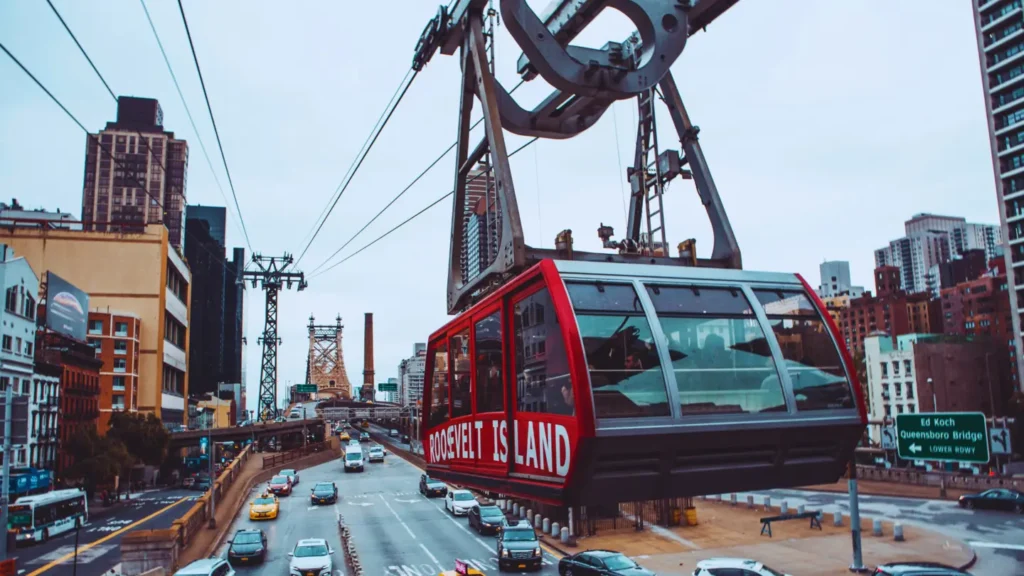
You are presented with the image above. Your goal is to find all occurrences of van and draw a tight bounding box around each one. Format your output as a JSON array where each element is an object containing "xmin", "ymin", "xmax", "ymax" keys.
[{"xmin": 343, "ymin": 445, "xmax": 364, "ymax": 472}]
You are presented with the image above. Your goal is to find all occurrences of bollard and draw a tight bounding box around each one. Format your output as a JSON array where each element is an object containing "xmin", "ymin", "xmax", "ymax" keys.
[
  {"xmin": 764, "ymin": 496, "xmax": 771, "ymax": 511},
  {"xmin": 797, "ymin": 504, "xmax": 805, "ymax": 515},
  {"xmin": 542, "ymin": 518, "xmax": 551, "ymax": 533},
  {"xmin": 747, "ymin": 495, "xmax": 754, "ymax": 509},
  {"xmin": 497, "ymin": 499, "xmax": 505, "ymax": 509},
  {"xmin": 893, "ymin": 523, "xmax": 904, "ymax": 542},
  {"xmin": 873, "ymin": 518, "xmax": 883, "ymax": 537},
  {"xmin": 551, "ymin": 522, "xmax": 560, "ymax": 537},
  {"xmin": 534, "ymin": 513, "xmax": 542, "ymax": 529},
  {"xmin": 781, "ymin": 501, "xmax": 789, "ymax": 515},
  {"xmin": 527, "ymin": 509, "xmax": 534, "ymax": 522},
  {"xmin": 513, "ymin": 503, "xmax": 519, "ymax": 516},
  {"xmin": 560, "ymin": 526, "xmax": 569, "ymax": 544},
  {"xmin": 520, "ymin": 506, "xmax": 527, "ymax": 519},
  {"xmin": 730, "ymin": 493, "xmax": 737, "ymax": 506},
  {"xmin": 833, "ymin": 511, "xmax": 842, "ymax": 527}
]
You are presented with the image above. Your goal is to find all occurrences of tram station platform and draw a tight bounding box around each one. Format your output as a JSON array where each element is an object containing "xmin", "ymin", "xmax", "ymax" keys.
[{"xmin": 538, "ymin": 497, "xmax": 974, "ymax": 575}]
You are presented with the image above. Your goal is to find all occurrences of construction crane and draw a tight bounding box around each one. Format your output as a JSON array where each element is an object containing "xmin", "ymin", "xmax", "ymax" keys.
[
  {"xmin": 413, "ymin": 0, "xmax": 742, "ymax": 314},
  {"xmin": 242, "ymin": 253, "xmax": 307, "ymax": 421}
]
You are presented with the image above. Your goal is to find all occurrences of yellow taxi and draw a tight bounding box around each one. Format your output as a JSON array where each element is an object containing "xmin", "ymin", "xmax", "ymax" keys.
[
  {"xmin": 339, "ymin": 431, "xmax": 351, "ymax": 442},
  {"xmin": 248, "ymin": 492, "xmax": 279, "ymax": 520},
  {"xmin": 438, "ymin": 560, "xmax": 484, "ymax": 576}
]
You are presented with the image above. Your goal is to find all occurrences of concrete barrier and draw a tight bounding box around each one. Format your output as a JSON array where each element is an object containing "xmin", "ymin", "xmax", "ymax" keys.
[
  {"xmin": 121, "ymin": 529, "xmax": 180, "ymax": 576},
  {"xmin": 729, "ymin": 494, "xmax": 737, "ymax": 506},
  {"xmin": 551, "ymin": 522, "xmax": 560, "ymax": 537},
  {"xmin": 560, "ymin": 526, "xmax": 569, "ymax": 544},
  {"xmin": 797, "ymin": 504, "xmax": 805, "ymax": 515},
  {"xmin": 527, "ymin": 509, "xmax": 534, "ymax": 523},
  {"xmin": 747, "ymin": 495, "xmax": 754, "ymax": 509},
  {"xmin": 780, "ymin": 501, "xmax": 788, "ymax": 515},
  {"xmin": 873, "ymin": 518, "xmax": 883, "ymax": 536},
  {"xmin": 764, "ymin": 496, "xmax": 771, "ymax": 510},
  {"xmin": 542, "ymin": 518, "xmax": 550, "ymax": 533},
  {"xmin": 833, "ymin": 511, "xmax": 842, "ymax": 527},
  {"xmin": 534, "ymin": 514, "xmax": 542, "ymax": 529},
  {"xmin": 894, "ymin": 522, "xmax": 904, "ymax": 542}
]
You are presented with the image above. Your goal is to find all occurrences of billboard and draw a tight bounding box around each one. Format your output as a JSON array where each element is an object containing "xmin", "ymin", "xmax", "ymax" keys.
[{"xmin": 46, "ymin": 271, "xmax": 89, "ymax": 341}]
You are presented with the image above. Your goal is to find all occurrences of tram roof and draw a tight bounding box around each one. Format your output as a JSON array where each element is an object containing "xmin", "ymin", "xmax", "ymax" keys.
[{"xmin": 551, "ymin": 259, "xmax": 803, "ymax": 286}]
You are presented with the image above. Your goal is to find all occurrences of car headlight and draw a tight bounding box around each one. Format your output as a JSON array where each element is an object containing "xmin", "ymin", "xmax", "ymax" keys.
[
  {"xmin": 534, "ymin": 547, "xmax": 541, "ymax": 556},
  {"xmin": 501, "ymin": 548, "xmax": 509, "ymax": 557},
  {"xmin": 319, "ymin": 567, "xmax": 331, "ymax": 576}
]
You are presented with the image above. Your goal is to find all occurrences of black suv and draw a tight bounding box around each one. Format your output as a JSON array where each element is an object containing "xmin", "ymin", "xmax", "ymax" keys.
[
  {"xmin": 227, "ymin": 528, "xmax": 267, "ymax": 565},
  {"xmin": 419, "ymin": 474, "xmax": 447, "ymax": 498},
  {"xmin": 496, "ymin": 524, "xmax": 542, "ymax": 572},
  {"xmin": 469, "ymin": 504, "xmax": 509, "ymax": 535}
]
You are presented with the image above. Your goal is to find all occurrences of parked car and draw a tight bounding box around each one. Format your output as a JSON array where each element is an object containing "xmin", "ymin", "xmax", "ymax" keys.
[
  {"xmin": 691, "ymin": 558, "xmax": 784, "ymax": 576},
  {"xmin": 226, "ymin": 529, "xmax": 267, "ymax": 566},
  {"xmin": 958, "ymin": 488, "xmax": 1024, "ymax": 513},
  {"xmin": 174, "ymin": 558, "xmax": 235, "ymax": 576}
]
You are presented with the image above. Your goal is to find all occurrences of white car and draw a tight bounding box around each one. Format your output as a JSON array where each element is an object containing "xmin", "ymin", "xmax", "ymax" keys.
[
  {"xmin": 368, "ymin": 446, "xmax": 386, "ymax": 462},
  {"xmin": 288, "ymin": 538, "xmax": 334, "ymax": 576},
  {"xmin": 444, "ymin": 489, "xmax": 479, "ymax": 516},
  {"xmin": 280, "ymin": 468, "xmax": 300, "ymax": 485},
  {"xmin": 174, "ymin": 558, "xmax": 235, "ymax": 576},
  {"xmin": 693, "ymin": 558, "xmax": 789, "ymax": 576}
]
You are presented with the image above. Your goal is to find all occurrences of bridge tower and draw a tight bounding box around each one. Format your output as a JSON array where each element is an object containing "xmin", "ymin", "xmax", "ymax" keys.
[{"xmin": 307, "ymin": 314, "xmax": 353, "ymax": 399}]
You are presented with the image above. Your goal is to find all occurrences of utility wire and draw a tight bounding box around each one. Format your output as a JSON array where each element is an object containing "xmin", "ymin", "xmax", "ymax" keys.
[
  {"xmin": 297, "ymin": 68, "xmax": 414, "ymax": 257},
  {"xmin": 307, "ymin": 78, "xmax": 526, "ymax": 276},
  {"xmin": 295, "ymin": 68, "xmax": 418, "ymax": 267},
  {"xmin": 311, "ymin": 136, "xmax": 538, "ymax": 276},
  {"xmin": 0, "ymin": 41, "xmax": 235, "ymax": 276},
  {"xmin": 45, "ymin": 0, "xmax": 114, "ymax": 100},
  {"xmin": 139, "ymin": 0, "xmax": 244, "ymax": 249},
  {"xmin": 177, "ymin": 0, "xmax": 253, "ymax": 253}
]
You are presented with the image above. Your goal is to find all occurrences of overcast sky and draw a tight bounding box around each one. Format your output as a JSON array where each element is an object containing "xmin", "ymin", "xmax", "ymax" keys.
[{"xmin": 0, "ymin": 1, "xmax": 996, "ymax": 410}]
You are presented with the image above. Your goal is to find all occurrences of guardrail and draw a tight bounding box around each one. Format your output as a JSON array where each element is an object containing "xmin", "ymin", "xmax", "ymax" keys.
[
  {"xmin": 262, "ymin": 442, "xmax": 328, "ymax": 469},
  {"xmin": 856, "ymin": 464, "xmax": 1023, "ymax": 492}
]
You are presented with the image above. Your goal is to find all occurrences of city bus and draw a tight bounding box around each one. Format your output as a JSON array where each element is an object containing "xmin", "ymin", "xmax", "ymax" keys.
[{"xmin": 8, "ymin": 488, "xmax": 89, "ymax": 543}]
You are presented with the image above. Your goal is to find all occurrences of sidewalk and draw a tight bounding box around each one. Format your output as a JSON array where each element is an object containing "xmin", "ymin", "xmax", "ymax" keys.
[{"xmin": 538, "ymin": 498, "xmax": 974, "ymax": 575}]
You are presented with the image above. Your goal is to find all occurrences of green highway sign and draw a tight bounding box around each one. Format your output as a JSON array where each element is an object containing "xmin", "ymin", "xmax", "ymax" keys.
[
  {"xmin": 295, "ymin": 384, "xmax": 318, "ymax": 394},
  {"xmin": 378, "ymin": 382, "xmax": 398, "ymax": 392},
  {"xmin": 895, "ymin": 412, "xmax": 989, "ymax": 464}
]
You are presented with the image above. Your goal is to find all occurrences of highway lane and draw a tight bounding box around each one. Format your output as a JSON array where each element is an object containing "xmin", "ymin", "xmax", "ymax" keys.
[
  {"xmin": 744, "ymin": 488, "xmax": 1024, "ymax": 576},
  {"xmin": 339, "ymin": 444, "xmax": 560, "ymax": 576},
  {"xmin": 14, "ymin": 488, "xmax": 198, "ymax": 576},
  {"xmin": 216, "ymin": 462, "xmax": 346, "ymax": 576}
]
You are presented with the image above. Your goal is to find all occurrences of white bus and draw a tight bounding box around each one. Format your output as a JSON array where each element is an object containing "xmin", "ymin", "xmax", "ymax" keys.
[{"xmin": 8, "ymin": 488, "xmax": 88, "ymax": 543}]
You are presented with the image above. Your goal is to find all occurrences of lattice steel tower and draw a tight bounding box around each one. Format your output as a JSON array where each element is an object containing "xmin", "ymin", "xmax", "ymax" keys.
[
  {"xmin": 242, "ymin": 253, "xmax": 307, "ymax": 421},
  {"xmin": 306, "ymin": 314, "xmax": 353, "ymax": 399}
]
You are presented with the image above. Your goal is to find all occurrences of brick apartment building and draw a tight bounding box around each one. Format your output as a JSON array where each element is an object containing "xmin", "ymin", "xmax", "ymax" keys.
[
  {"xmin": 35, "ymin": 331, "xmax": 101, "ymax": 474},
  {"xmin": 87, "ymin": 311, "xmax": 141, "ymax": 431}
]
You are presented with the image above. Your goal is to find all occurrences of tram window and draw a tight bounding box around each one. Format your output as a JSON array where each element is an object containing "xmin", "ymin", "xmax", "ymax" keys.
[
  {"xmin": 450, "ymin": 330, "xmax": 472, "ymax": 418},
  {"xmin": 646, "ymin": 285, "xmax": 786, "ymax": 415},
  {"xmin": 513, "ymin": 288, "xmax": 573, "ymax": 416},
  {"xmin": 753, "ymin": 289, "xmax": 856, "ymax": 411},
  {"xmin": 567, "ymin": 282, "xmax": 670, "ymax": 418},
  {"xmin": 429, "ymin": 342, "xmax": 450, "ymax": 428},
  {"xmin": 475, "ymin": 312, "xmax": 504, "ymax": 413}
]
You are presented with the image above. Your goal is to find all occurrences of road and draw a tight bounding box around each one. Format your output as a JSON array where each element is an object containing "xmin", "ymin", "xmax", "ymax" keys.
[
  {"xmin": 745, "ymin": 488, "xmax": 1024, "ymax": 576},
  {"xmin": 12, "ymin": 488, "xmax": 199, "ymax": 576},
  {"xmin": 218, "ymin": 443, "xmax": 562, "ymax": 576}
]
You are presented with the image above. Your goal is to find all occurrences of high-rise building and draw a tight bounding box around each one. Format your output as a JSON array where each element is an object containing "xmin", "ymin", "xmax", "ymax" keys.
[
  {"xmin": 973, "ymin": 1, "xmax": 1024, "ymax": 388},
  {"xmin": 81, "ymin": 97, "xmax": 189, "ymax": 248},
  {"xmin": 185, "ymin": 205, "xmax": 226, "ymax": 246},
  {"xmin": 398, "ymin": 343, "xmax": 427, "ymax": 407},
  {"xmin": 462, "ymin": 165, "xmax": 497, "ymax": 283},
  {"xmin": 223, "ymin": 247, "xmax": 246, "ymax": 387},
  {"xmin": 817, "ymin": 260, "xmax": 864, "ymax": 298},
  {"xmin": 184, "ymin": 206, "xmax": 226, "ymax": 398}
]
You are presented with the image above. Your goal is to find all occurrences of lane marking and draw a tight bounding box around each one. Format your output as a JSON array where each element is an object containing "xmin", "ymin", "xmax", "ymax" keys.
[
  {"xmin": 419, "ymin": 543, "xmax": 440, "ymax": 564},
  {"xmin": 968, "ymin": 541, "xmax": 1024, "ymax": 551},
  {"xmin": 27, "ymin": 496, "xmax": 190, "ymax": 576},
  {"xmin": 379, "ymin": 494, "xmax": 416, "ymax": 539}
]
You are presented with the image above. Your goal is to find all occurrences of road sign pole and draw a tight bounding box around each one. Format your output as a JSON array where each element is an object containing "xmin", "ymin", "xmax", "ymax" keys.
[{"xmin": 847, "ymin": 461, "xmax": 865, "ymax": 573}]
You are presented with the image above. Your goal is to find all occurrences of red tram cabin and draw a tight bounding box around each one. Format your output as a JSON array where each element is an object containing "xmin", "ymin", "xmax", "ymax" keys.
[{"xmin": 421, "ymin": 259, "xmax": 867, "ymax": 506}]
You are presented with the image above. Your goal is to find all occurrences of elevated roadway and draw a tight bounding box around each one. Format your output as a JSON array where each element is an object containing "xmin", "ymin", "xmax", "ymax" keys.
[{"xmin": 168, "ymin": 419, "xmax": 324, "ymax": 449}]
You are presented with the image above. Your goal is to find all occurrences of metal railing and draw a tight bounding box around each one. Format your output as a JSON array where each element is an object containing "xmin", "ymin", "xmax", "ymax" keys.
[{"xmin": 261, "ymin": 442, "xmax": 327, "ymax": 469}]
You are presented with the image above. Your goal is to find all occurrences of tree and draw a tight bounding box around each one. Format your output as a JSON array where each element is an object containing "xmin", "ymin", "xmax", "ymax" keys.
[
  {"xmin": 64, "ymin": 428, "xmax": 133, "ymax": 497},
  {"xmin": 107, "ymin": 412, "xmax": 170, "ymax": 466}
]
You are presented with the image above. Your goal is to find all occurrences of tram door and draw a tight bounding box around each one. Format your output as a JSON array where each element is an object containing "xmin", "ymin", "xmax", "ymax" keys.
[{"xmin": 508, "ymin": 283, "xmax": 576, "ymax": 485}]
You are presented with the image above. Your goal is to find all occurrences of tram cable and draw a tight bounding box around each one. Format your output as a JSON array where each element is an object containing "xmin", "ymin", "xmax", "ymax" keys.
[
  {"xmin": 139, "ymin": 0, "xmax": 244, "ymax": 246},
  {"xmin": 310, "ymin": 136, "xmax": 538, "ymax": 276},
  {"xmin": 0, "ymin": 41, "xmax": 237, "ymax": 277},
  {"xmin": 177, "ymin": 0, "xmax": 253, "ymax": 254},
  {"xmin": 307, "ymin": 78, "xmax": 526, "ymax": 276},
  {"xmin": 294, "ymin": 68, "xmax": 418, "ymax": 267}
]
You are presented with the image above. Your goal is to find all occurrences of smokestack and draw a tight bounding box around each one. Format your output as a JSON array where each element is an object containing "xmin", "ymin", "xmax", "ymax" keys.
[{"xmin": 362, "ymin": 313, "xmax": 375, "ymax": 401}]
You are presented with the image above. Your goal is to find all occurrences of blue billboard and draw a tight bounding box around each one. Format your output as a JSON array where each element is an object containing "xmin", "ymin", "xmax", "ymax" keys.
[{"xmin": 45, "ymin": 271, "xmax": 89, "ymax": 341}]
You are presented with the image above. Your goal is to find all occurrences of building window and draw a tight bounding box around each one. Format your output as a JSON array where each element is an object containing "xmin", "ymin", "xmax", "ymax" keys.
[
  {"xmin": 474, "ymin": 312, "xmax": 504, "ymax": 414},
  {"xmin": 1, "ymin": 335, "xmax": 11, "ymax": 351},
  {"xmin": 89, "ymin": 320, "xmax": 103, "ymax": 335},
  {"xmin": 904, "ymin": 360, "xmax": 912, "ymax": 375},
  {"xmin": 114, "ymin": 340, "xmax": 128, "ymax": 355},
  {"xmin": 880, "ymin": 362, "xmax": 888, "ymax": 378},
  {"xmin": 4, "ymin": 287, "xmax": 17, "ymax": 313},
  {"xmin": 164, "ymin": 316, "xmax": 185, "ymax": 348},
  {"xmin": 113, "ymin": 376, "xmax": 126, "ymax": 391},
  {"xmin": 513, "ymin": 288, "xmax": 574, "ymax": 416},
  {"xmin": 115, "ymin": 322, "xmax": 128, "ymax": 336},
  {"xmin": 24, "ymin": 342, "xmax": 32, "ymax": 357},
  {"xmin": 892, "ymin": 361, "xmax": 900, "ymax": 375},
  {"xmin": 14, "ymin": 338, "xmax": 21, "ymax": 355},
  {"xmin": 906, "ymin": 383, "xmax": 914, "ymax": 399},
  {"xmin": 449, "ymin": 329, "xmax": 471, "ymax": 419},
  {"xmin": 112, "ymin": 395, "xmax": 125, "ymax": 410},
  {"xmin": 907, "ymin": 404, "xmax": 915, "ymax": 413},
  {"xmin": 896, "ymin": 404, "xmax": 904, "ymax": 414},
  {"xmin": 114, "ymin": 359, "xmax": 127, "ymax": 373},
  {"xmin": 22, "ymin": 294, "xmax": 35, "ymax": 320}
]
